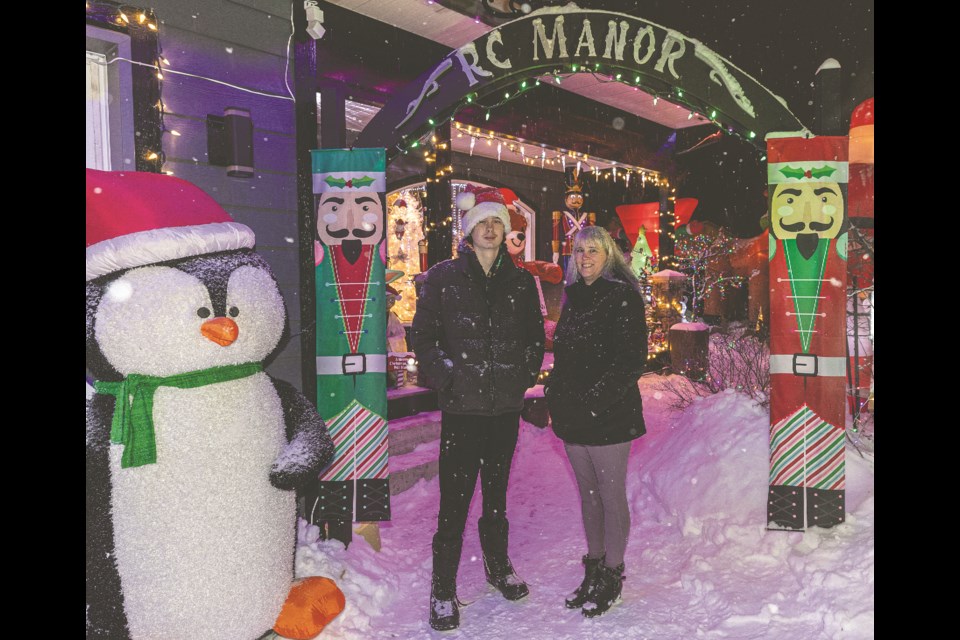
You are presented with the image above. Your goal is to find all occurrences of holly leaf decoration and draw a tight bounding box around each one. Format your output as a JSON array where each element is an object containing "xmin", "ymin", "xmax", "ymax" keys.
[
  {"xmin": 778, "ymin": 166, "xmax": 806, "ymax": 179},
  {"xmin": 810, "ymin": 166, "xmax": 837, "ymax": 179},
  {"xmin": 352, "ymin": 175, "xmax": 376, "ymax": 187}
]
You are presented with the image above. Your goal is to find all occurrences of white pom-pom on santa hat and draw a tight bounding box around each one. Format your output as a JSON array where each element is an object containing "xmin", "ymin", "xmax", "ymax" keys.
[
  {"xmin": 458, "ymin": 184, "xmax": 511, "ymax": 238},
  {"xmin": 456, "ymin": 189, "xmax": 476, "ymax": 212}
]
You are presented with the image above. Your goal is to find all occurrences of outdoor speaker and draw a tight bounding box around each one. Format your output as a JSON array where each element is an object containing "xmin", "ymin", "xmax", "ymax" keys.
[{"xmin": 206, "ymin": 107, "xmax": 254, "ymax": 178}]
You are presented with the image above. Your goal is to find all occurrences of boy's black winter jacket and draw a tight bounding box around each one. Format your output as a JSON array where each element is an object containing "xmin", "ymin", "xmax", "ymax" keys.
[{"xmin": 411, "ymin": 245, "xmax": 545, "ymax": 416}]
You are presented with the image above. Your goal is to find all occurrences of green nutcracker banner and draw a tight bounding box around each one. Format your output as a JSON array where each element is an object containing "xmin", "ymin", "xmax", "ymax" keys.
[
  {"xmin": 312, "ymin": 148, "xmax": 390, "ymax": 523},
  {"xmin": 766, "ymin": 135, "xmax": 848, "ymax": 531}
]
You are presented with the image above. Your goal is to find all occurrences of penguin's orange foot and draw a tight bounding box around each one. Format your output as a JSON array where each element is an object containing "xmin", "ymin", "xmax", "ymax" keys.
[{"xmin": 273, "ymin": 577, "xmax": 345, "ymax": 639}]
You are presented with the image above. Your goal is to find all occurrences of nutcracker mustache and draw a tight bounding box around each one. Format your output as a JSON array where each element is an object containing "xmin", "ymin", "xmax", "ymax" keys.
[
  {"xmin": 780, "ymin": 220, "xmax": 833, "ymax": 233},
  {"xmin": 324, "ymin": 225, "xmax": 378, "ymax": 239}
]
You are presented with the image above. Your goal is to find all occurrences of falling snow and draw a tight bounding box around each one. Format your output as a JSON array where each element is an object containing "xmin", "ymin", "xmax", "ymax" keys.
[{"xmin": 296, "ymin": 377, "xmax": 873, "ymax": 639}]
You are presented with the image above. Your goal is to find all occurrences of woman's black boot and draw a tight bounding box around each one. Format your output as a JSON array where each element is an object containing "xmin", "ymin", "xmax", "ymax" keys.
[
  {"xmin": 581, "ymin": 562, "xmax": 625, "ymax": 618},
  {"xmin": 564, "ymin": 554, "xmax": 604, "ymax": 608}
]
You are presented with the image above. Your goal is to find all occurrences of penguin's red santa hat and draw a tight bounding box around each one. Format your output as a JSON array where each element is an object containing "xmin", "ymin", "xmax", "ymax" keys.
[{"xmin": 86, "ymin": 169, "xmax": 255, "ymax": 282}]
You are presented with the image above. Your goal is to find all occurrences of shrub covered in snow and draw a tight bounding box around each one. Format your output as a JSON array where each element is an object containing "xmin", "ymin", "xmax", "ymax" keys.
[{"xmin": 658, "ymin": 326, "xmax": 769, "ymax": 409}]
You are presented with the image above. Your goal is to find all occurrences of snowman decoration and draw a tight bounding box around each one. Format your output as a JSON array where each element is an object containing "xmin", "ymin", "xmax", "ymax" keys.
[{"xmin": 86, "ymin": 169, "xmax": 337, "ymax": 639}]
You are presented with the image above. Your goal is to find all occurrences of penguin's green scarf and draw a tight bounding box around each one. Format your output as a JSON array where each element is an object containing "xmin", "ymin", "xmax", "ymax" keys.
[{"xmin": 94, "ymin": 362, "xmax": 263, "ymax": 468}]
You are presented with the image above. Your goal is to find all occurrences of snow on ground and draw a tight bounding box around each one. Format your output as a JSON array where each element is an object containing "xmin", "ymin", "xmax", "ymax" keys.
[{"xmin": 296, "ymin": 376, "xmax": 874, "ymax": 639}]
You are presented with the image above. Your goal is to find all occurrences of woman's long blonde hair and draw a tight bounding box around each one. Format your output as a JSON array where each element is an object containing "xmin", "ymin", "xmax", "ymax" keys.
[{"xmin": 564, "ymin": 225, "xmax": 641, "ymax": 292}]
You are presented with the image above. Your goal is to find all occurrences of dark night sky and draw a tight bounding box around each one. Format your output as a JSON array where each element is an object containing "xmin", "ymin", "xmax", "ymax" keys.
[
  {"xmin": 490, "ymin": 0, "xmax": 875, "ymax": 129},
  {"xmin": 602, "ymin": 0, "xmax": 874, "ymax": 236}
]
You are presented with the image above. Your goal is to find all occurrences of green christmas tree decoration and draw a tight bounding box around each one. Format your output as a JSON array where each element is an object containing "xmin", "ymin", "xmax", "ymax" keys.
[{"xmin": 630, "ymin": 224, "xmax": 655, "ymax": 278}]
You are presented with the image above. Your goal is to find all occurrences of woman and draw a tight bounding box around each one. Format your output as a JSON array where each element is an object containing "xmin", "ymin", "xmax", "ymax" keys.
[{"xmin": 544, "ymin": 225, "xmax": 648, "ymax": 618}]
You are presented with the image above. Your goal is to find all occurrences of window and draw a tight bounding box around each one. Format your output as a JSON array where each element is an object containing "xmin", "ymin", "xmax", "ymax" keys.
[
  {"xmin": 86, "ymin": 51, "xmax": 111, "ymax": 169},
  {"xmin": 86, "ymin": 25, "xmax": 137, "ymax": 170},
  {"xmin": 316, "ymin": 93, "xmax": 382, "ymax": 147}
]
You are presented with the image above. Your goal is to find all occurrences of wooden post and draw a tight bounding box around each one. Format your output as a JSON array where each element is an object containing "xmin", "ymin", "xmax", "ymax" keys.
[
  {"xmin": 293, "ymin": 5, "xmax": 354, "ymax": 547},
  {"xmin": 669, "ymin": 323, "xmax": 710, "ymax": 380},
  {"xmin": 425, "ymin": 122, "xmax": 452, "ymax": 266}
]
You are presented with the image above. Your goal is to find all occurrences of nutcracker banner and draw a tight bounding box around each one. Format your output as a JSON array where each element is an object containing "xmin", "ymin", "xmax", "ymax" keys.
[
  {"xmin": 766, "ymin": 135, "xmax": 848, "ymax": 531},
  {"xmin": 312, "ymin": 148, "xmax": 390, "ymax": 523}
]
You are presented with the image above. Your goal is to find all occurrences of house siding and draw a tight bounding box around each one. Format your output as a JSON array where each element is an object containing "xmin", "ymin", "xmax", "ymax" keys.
[{"xmin": 149, "ymin": 0, "xmax": 303, "ymax": 388}]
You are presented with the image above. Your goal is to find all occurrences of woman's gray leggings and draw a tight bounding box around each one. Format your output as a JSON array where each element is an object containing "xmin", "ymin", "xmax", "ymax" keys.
[{"xmin": 564, "ymin": 441, "xmax": 632, "ymax": 567}]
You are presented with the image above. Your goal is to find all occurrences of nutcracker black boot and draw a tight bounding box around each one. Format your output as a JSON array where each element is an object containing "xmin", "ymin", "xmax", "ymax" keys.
[
  {"xmin": 478, "ymin": 516, "xmax": 529, "ymax": 601},
  {"xmin": 581, "ymin": 562, "xmax": 625, "ymax": 618},
  {"xmin": 429, "ymin": 533, "xmax": 463, "ymax": 631},
  {"xmin": 564, "ymin": 554, "xmax": 604, "ymax": 609}
]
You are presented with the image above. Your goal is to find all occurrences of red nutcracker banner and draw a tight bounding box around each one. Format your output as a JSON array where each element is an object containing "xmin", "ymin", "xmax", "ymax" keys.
[{"xmin": 766, "ymin": 135, "xmax": 848, "ymax": 530}]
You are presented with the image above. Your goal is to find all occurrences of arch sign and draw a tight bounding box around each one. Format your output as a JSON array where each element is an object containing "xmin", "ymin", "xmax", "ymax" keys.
[{"xmin": 357, "ymin": 6, "xmax": 807, "ymax": 157}]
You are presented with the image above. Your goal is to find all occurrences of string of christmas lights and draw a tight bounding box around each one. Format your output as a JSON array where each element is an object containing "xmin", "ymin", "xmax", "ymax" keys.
[
  {"xmin": 645, "ymin": 273, "xmax": 687, "ymax": 360},
  {"xmin": 88, "ymin": 0, "xmax": 304, "ymax": 176},
  {"xmin": 87, "ymin": 1, "xmax": 166, "ymax": 173},
  {"xmin": 398, "ymin": 60, "xmax": 768, "ymax": 163},
  {"xmin": 674, "ymin": 227, "xmax": 746, "ymax": 319},
  {"xmin": 451, "ymin": 120, "xmax": 664, "ymax": 185},
  {"xmin": 386, "ymin": 189, "xmax": 427, "ymax": 323}
]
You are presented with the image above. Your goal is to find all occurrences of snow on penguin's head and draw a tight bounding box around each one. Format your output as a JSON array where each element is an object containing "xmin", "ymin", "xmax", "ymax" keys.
[{"xmin": 85, "ymin": 170, "xmax": 286, "ymax": 378}]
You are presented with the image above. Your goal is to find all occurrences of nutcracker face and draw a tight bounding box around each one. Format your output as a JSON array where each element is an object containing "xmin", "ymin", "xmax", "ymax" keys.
[
  {"xmin": 565, "ymin": 192, "xmax": 584, "ymax": 210},
  {"xmin": 771, "ymin": 181, "xmax": 843, "ymax": 241},
  {"xmin": 771, "ymin": 180, "xmax": 844, "ymax": 259},
  {"xmin": 316, "ymin": 191, "xmax": 384, "ymax": 247}
]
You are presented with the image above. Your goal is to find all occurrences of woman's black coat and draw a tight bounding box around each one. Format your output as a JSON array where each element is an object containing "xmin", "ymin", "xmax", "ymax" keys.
[
  {"xmin": 546, "ymin": 277, "xmax": 647, "ymax": 445},
  {"xmin": 411, "ymin": 245, "xmax": 545, "ymax": 416}
]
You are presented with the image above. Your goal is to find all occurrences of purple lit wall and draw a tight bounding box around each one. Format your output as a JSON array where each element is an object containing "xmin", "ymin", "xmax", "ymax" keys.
[{"xmin": 142, "ymin": 0, "xmax": 302, "ymax": 388}]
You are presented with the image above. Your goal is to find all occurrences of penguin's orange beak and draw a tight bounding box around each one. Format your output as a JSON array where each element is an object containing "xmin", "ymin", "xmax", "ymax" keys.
[{"xmin": 201, "ymin": 317, "xmax": 239, "ymax": 346}]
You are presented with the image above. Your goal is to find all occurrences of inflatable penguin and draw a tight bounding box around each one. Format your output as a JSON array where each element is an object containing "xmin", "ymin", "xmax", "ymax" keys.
[{"xmin": 85, "ymin": 169, "xmax": 336, "ymax": 639}]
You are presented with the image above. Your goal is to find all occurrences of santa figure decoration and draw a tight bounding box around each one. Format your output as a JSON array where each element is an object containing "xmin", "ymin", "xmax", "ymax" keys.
[{"xmin": 846, "ymin": 98, "xmax": 874, "ymax": 416}]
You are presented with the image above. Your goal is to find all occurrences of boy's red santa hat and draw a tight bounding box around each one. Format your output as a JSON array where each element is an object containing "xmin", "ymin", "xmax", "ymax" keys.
[{"xmin": 456, "ymin": 184, "xmax": 511, "ymax": 237}]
